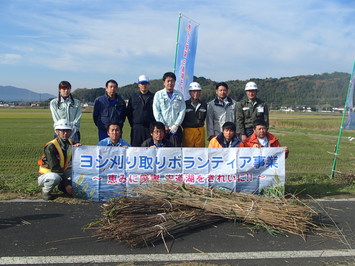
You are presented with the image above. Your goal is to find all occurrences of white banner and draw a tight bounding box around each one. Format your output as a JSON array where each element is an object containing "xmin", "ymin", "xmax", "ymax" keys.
[{"xmin": 72, "ymin": 146, "xmax": 285, "ymax": 201}]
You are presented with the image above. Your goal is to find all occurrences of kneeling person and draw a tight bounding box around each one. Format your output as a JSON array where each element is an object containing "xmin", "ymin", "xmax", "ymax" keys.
[
  {"xmin": 141, "ymin": 121, "xmax": 173, "ymax": 147},
  {"xmin": 241, "ymin": 119, "xmax": 289, "ymax": 158},
  {"xmin": 38, "ymin": 119, "xmax": 77, "ymax": 200},
  {"xmin": 98, "ymin": 123, "xmax": 130, "ymax": 147},
  {"xmin": 208, "ymin": 122, "xmax": 242, "ymax": 148}
]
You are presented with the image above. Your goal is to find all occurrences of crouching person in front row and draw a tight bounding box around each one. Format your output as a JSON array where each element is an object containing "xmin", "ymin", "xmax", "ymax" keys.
[
  {"xmin": 141, "ymin": 121, "xmax": 173, "ymax": 147},
  {"xmin": 38, "ymin": 119, "xmax": 80, "ymax": 200},
  {"xmin": 208, "ymin": 122, "xmax": 243, "ymax": 148},
  {"xmin": 97, "ymin": 123, "xmax": 130, "ymax": 147},
  {"xmin": 240, "ymin": 119, "xmax": 289, "ymax": 158}
]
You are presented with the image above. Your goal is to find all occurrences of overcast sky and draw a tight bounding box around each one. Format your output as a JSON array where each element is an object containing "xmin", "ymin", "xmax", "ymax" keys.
[{"xmin": 0, "ymin": 0, "xmax": 354, "ymax": 95}]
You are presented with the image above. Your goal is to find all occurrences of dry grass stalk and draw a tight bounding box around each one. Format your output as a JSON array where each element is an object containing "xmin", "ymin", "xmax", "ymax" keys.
[
  {"xmin": 93, "ymin": 182, "xmax": 319, "ymax": 248},
  {"xmin": 132, "ymin": 182, "xmax": 318, "ymax": 238},
  {"xmin": 94, "ymin": 197, "xmax": 224, "ymax": 248}
]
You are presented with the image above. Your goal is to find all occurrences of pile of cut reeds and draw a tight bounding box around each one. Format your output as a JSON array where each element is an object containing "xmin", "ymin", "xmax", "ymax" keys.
[
  {"xmin": 93, "ymin": 181, "xmax": 318, "ymax": 248},
  {"xmin": 94, "ymin": 197, "xmax": 224, "ymax": 248}
]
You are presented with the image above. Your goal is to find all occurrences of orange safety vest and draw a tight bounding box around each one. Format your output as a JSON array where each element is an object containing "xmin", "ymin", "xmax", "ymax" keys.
[{"xmin": 38, "ymin": 138, "xmax": 73, "ymax": 174}]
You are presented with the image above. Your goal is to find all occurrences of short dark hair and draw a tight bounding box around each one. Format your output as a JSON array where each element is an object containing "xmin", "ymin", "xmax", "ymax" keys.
[
  {"xmin": 222, "ymin": 122, "xmax": 236, "ymax": 131},
  {"xmin": 150, "ymin": 121, "xmax": 165, "ymax": 133},
  {"xmin": 107, "ymin": 122, "xmax": 121, "ymax": 132},
  {"xmin": 253, "ymin": 119, "xmax": 267, "ymax": 129},
  {"xmin": 59, "ymin": 81, "xmax": 71, "ymax": 90},
  {"xmin": 105, "ymin": 79, "xmax": 118, "ymax": 88},
  {"xmin": 162, "ymin": 72, "xmax": 176, "ymax": 81},
  {"xmin": 215, "ymin": 82, "xmax": 229, "ymax": 90}
]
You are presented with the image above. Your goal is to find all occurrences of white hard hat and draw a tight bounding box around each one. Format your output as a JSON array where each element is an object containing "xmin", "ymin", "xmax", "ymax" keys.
[
  {"xmin": 138, "ymin": 75, "xmax": 149, "ymax": 84},
  {"xmin": 245, "ymin": 81, "xmax": 258, "ymax": 91},
  {"xmin": 189, "ymin": 82, "xmax": 202, "ymax": 91},
  {"xmin": 54, "ymin": 119, "xmax": 72, "ymax": 130}
]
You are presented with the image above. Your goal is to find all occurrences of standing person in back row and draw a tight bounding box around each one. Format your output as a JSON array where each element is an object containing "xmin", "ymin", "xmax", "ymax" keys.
[
  {"xmin": 153, "ymin": 72, "xmax": 186, "ymax": 147},
  {"xmin": 93, "ymin": 79, "xmax": 126, "ymax": 141},
  {"xmin": 206, "ymin": 82, "xmax": 237, "ymax": 141},
  {"xmin": 181, "ymin": 82, "xmax": 207, "ymax": 147},
  {"xmin": 236, "ymin": 81, "xmax": 269, "ymax": 142},
  {"xmin": 50, "ymin": 81, "xmax": 82, "ymax": 143},
  {"xmin": 126, "ymin": 75, "xmax": 155, "ymax": 146}
]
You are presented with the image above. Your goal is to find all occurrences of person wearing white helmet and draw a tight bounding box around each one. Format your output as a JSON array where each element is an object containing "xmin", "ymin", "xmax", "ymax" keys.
[
  {"xmin": 37, "ymin": 119, "xmax": 80, "ymax": 200},
  {"xmin": 236, "ymin": 81, "xmax": 269, "ymax": 142},
  {"xmin": 126, "ymin": 75, "xmax": 155, "ymax": 146},
  {"xmin": 181, "ymin": 82, "xmax": 207, "ymax": 147}
]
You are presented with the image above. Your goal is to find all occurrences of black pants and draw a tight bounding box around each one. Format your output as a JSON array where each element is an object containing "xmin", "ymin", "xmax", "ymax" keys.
[
  {"xmin": 130, "ymin": 124, "xmax": 150, "ymax": 147},
  {"xmin": 165, "ymin": 126, "xmax": 183, "ymax": 147}
]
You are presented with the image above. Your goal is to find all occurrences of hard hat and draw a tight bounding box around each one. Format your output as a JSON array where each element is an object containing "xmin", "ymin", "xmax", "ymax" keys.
[
  {"xmin": 189, "ymin": 82, "xmax": 202, "ymax": 91},
  {"xmin": 138, "ymin": 75, "xmax": 149, "ymax": 84},
  {"xmin": 245, "ymin": 81, "xmax": 258, "ymax": 91},
  {"xmin": 54, "ymin": 119, "xmax": 72, "ymax": 130}
]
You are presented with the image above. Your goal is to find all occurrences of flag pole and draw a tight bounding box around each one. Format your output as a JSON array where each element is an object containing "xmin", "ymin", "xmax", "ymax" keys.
[
  {"xmin": 330, "ymin": 60, "xmax": 355, "ymax": 178},
  {"xmin": 173, "ymin": 13, "xmax": 182, "ymax": 73}
]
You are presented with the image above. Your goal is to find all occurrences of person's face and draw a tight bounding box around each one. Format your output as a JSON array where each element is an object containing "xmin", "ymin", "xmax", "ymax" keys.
[
  {"xmin": 254, "ymin": 125, "xmax": 267, "ymax": 138},
  {"xmin": 163, "ymin": 77, "xmax": 176, "ymax": 92},
  {"xmin": 106, "ymin": 82, "xmax": 118, "ymax": 99},
  {"xmin": 189, "ymin": 90, "xmax": 201, "ymax": 102},
  {"xmin": 107, "ymin": 124, "xmax": 121, "ymax": 144},
  {"xmin": 59, "ymin": 86, "xmax": 71, "ymax": 99},
  {"xmin": 222, "ymin": 128, "xmax": 235, "ymax": 142},
  {"xmin": 246, "ymin": 90, "xmax": 257, "ymax": 101},
  {"xmin": 138, "ymin": 82, "xmax": 149, "ymax": 94},
  {"xmin": 56, "ymin": 129, "xmax": 71, "ymax": 140},
  {"xmin": 151, "ymin": 127, "xmax": 165, "ymax": 142},
  {"xmin": 216, "ymin": 86, "xmax": 228, "ymax": 100}
]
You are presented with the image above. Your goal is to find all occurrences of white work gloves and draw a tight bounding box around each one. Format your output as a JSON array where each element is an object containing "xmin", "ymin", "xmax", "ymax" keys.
[{"xmin": 169, "ymin": 125, "xmax": 179, "ymax": 134}]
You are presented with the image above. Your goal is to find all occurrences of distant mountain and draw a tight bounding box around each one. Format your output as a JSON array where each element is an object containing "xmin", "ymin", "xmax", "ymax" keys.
[
  {"xmin": 0, "ymin": 86, "xmax": 55, "ymax": 102},
  {"xmin": 73, "ymin": 72, "xmax": 350, "ymax": 108}
]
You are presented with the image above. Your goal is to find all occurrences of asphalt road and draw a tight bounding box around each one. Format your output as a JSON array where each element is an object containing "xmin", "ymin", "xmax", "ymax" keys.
[{"xmin": 0, "ymin": 198, "xmax": 354, "ymax": 265}]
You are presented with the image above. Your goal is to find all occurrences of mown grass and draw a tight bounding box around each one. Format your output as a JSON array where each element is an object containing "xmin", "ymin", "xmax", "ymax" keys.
[{"xmin": 0, "ymin": 108, "xmax": 354, "ymax": 198}]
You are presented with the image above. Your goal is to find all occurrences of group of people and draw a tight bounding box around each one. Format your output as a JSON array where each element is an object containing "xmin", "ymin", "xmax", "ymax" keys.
[{"xmin": 37, "ymin": 72, "xmax": 289, "ymax": 200}]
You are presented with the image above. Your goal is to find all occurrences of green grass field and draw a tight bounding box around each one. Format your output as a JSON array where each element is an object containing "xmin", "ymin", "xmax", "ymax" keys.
[{"xmin": 0, "ymin": 108, "xmax": 354, "ymax": 198}]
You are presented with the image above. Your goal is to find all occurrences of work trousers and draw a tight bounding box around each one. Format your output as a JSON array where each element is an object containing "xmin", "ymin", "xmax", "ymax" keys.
[
  {"xmin": 182, "ymin": 126, "xmax": 206, "ymax": 147},
  {"xmin": 130, "ymin": 124, "xmax": 150, "ymax": 147},
  {"xmin": 38, "ymin": 168, "xmax": 71, "ymax": 193},
  {"xmin": 165, "ymin": 126, "xmax": 183, "ymax": 147}
]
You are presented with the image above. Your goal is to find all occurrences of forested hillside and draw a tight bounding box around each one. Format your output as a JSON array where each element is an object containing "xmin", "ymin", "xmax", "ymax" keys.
[{"xmin": 72, "ymin": 72, "xmax": 350, "ymax": 109}]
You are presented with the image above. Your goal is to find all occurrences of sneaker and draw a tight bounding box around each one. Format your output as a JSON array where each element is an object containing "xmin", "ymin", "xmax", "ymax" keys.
[
  {"xmin": 42, "ymin": 192, "xmax": 54, "ymax": 201},
  {"xmin": 57, "ymin": 183, "xmax": 66, "ymax": 193}
]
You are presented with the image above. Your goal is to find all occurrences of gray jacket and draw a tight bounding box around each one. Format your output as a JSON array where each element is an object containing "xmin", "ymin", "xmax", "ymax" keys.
[{"xmin": 206, "ymin": 96, "xmax": 237, "ymax": 138}]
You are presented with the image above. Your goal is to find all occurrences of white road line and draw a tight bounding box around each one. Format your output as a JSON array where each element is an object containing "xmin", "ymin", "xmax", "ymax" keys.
[
  {"xmin": 1, "ymin": 249, "xmax": 354, "ymax": 264},
  {"xmin": 316, "ymin": 198, "xmax": 355, "ymax": 201}
]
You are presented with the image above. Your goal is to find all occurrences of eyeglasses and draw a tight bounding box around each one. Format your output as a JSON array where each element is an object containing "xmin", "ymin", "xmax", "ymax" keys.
[{"xmin": 152, "ymin": 130, "xmax": 164, "ymax": 135}]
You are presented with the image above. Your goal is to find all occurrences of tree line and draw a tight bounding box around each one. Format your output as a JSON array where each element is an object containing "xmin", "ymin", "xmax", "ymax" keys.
[{"xmin": 72, "ymin": 72, "xmax": 350, "ymax": 109}]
